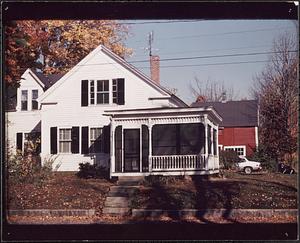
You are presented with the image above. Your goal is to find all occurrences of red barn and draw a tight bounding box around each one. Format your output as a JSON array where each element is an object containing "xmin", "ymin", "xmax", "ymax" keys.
[{"xmin": 191, "ymin": 100, "xmax": 259, "ymax": 156}]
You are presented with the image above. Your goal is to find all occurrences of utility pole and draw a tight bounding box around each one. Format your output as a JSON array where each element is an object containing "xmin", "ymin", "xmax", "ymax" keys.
[{"xmin": 148, "ymin": 31, "xmax": 154, "ymax": 56}]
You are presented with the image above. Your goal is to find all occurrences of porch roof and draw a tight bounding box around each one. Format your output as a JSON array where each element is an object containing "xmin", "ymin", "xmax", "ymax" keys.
[{"xmin": 104, "ymin": 106, "xmax": 222, "ymax": 124}]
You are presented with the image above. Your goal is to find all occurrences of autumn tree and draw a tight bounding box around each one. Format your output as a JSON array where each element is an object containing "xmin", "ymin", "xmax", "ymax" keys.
[
  {"xmin": 4, "ymin": 20, "xmax": 131, "ymax": 88},
  {"xmin": 190, "ymin": 77, "xmax": 239, "ymax": 102},
  {"xmin": 252, "ymin": 33, "xmax": 298, "ymax": 165}
]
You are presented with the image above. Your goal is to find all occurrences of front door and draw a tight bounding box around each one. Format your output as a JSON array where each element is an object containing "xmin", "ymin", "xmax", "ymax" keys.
[{"xmin": 124, "ymin": 129, "xmax": 140, "ymax": 172}]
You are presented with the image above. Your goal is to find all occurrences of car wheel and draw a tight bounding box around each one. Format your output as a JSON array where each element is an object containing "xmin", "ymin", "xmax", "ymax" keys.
[{"xmin": 244, "ymin": 167, "xmax": 252, "ymax": 174}]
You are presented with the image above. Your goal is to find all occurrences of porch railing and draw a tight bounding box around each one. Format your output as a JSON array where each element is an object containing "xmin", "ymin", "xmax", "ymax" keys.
[{"xmin": 151, "ymin": 154, "xmax": 206, "ymax": 171}]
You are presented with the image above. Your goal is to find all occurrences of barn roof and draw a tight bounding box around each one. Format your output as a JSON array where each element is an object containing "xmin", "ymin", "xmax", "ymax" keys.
[{"xmin": 191, "ymin": 100, "xmax": 258, "ymax": 127}]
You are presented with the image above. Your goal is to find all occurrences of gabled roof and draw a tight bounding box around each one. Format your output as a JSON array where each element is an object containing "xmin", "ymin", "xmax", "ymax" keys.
[
  {"xmin": 30, "ymin": 69, "xmax": 64, "ymax": 90},
  {"xmin": 191, "ymin": 100, "xmax": 258, "ymax": 127},
  {"xmin": 37, "ymin": 45, "xmax": 187, "ymax": 107}
]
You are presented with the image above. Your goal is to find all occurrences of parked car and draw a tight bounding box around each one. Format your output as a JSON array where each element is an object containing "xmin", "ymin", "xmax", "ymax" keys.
[{"xmin": 235, "ymin": 156, "xmax": 262, "ymax": 174}]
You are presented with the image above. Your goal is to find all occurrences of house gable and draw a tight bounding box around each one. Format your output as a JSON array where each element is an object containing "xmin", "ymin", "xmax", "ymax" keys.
[
  {"xmin": 38, "ymin": 45, "xmax": 187, "ymax": 107},
  {"xmin": 16, "ymin": 69, "xmax": 45, "ymax": 111}
]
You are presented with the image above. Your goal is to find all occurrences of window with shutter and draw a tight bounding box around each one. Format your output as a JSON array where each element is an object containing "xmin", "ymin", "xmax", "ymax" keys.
[
  {"xmin": 59, "ymin": 128, "xmax": 71, "ymax": 153},
  {"xmin": 89, "ymin": 127, "xmax": 103, "ymax": 153}
]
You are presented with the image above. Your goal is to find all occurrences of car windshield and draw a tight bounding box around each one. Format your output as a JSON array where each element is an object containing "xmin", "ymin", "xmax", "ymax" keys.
[{"xmin": 239, "ymin": 158, "xmax": 246, "ymax": 162}]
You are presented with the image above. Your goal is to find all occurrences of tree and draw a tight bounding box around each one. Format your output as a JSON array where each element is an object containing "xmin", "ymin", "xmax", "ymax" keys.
[
  {"xmin": 252, "ymin": 33, "xmax": 298, "ymax": 164},
  {"xmin": 4, "ymin": 20, "xmax": 132, "ymax": 88},
  {"xmin": 190, "ymin": 77, "xmax": 239, "ymax": 102}
]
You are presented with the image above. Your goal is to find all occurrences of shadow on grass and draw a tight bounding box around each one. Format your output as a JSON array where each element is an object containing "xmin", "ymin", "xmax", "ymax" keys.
[{"xmin": 192, "ymin": 175, "xmax": 243, "ymax": 223}]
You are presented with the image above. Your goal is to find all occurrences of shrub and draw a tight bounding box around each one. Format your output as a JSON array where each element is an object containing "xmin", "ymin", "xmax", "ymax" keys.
[
  {"xmin": 219, "ymin": 150, "xmax": 240, "ymax": 170},
  {"xmin": 7, "ymin": 151, "xmax": 58, "ymax": 186},
  {"xmin": 248, "ymin": 145, "xmax": 277, "ymax": 172},
  {"xmin": 76, "ymin": 162, "xmax": 108, "ymax": 179}
]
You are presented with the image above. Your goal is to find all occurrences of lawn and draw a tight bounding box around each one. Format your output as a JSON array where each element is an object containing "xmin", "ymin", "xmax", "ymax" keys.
[
  {"xmin": 130, "ymin": 171, "xmax": 298, "ymax": 210},
  {"xmin": 7, "ymin": 172, "xmax": 113, "ymax": 215},
  {"xmin": 7, "ymin": 171, "xmax": 298, "ymax": 215}
]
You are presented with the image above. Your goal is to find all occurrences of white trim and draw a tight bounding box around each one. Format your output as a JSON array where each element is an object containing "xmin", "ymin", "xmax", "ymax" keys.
[
  {"xmin": 27, "ymin": 69, "xmax": 46, "ymax": 89},
  {"xmin": 111, "ymin": 169, "xmax": 219, "ymax": 177},
  {"xmin": 223, "ymin": 145, "xmax": 246, "ymax": 156},
  {"xmin": 255, "ymin": 126, "xmax": 259, "ymax": 148},
  {"xmin": 58, "ymin": 127, "xmax": 72, "ymax": 154}
]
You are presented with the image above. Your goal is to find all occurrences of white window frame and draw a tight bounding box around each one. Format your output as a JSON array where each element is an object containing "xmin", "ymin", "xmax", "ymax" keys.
[
  {"xmin": 59, "ymin": 128, "xmax": 72, "ymax": 154},
  {"xmin": 223, "ymin": 145, "xmax": 246, "ymax": 156},
  {"xmin": 88, "ymin": 80, "xmax": 110, "ymax": 105},
  {"xmin": 32, "ymin": 89, "xmax": 39, "ymax": 110},
  {"xmin": 21, "ymin": 90, "xmax": 28, "ymax": 111},
  {"xmin": 89, "ymin": 127, "xmax": 104, "ymax": 153}
]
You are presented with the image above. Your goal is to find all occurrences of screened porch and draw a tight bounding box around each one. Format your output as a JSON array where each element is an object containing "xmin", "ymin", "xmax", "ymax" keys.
[{"xmin": 104, "ymin": 107, "xmax": 222, "ymax": 177}]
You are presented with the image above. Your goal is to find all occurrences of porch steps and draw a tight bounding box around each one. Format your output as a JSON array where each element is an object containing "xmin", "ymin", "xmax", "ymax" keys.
[
  {"xmin": 117, "ymin": 176, "xmax": 144, "ymax": 186},
  {"xmin": 108, "ymin": 186, "xmax": 137, "ymax": 197},
  {"xmin": 102, "ymin": 177, "xmax": 143, "ymax": 217},
  {"xmin": 102, "ymin": 207, "xmax": 130, "ymax": 216}
]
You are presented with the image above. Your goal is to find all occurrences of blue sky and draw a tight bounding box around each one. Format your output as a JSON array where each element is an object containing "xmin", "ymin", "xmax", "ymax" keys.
[{"xmin": 122, "ymin": 20, "xmax": 297, "ymax": 105}]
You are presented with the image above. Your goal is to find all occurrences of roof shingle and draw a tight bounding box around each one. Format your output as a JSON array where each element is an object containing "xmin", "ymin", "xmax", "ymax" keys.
[{"xmin": 191, "ymin": 100, "xmax": 258, "ymax": 127}]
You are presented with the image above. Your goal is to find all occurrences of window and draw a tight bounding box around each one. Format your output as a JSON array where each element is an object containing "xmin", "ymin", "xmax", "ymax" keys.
[
  {"xmin": 59, "ymin": 129, "xmax": 72, "ymax": 153},
  {"xmin": 152, "ymin": 123, "xmax": 204, "ymax": 155},
  {"xmin": 89, "ymin": 80, "xmax": 109, "ymax": 105},
  {"xmin": 90, "ymin": 80, "xmax": 95, "ymax": 104},
  {"xmin": 96, "ymin": 80, "xmax": 109, "ymax": 104},
  {"xmin": 32, "ymin": 90, "xmax": 38, "ymax": 110},
  {"xmin": 24, "ymin": 132, "xmax": 41, "ymax": 155},
  {"xmin": 21, "ymin": 90, "xmax": 28, "ymax": 111},
  {"xmin": 224, "ymin": 146, "xmax": 246, "ymax": 156},
  {"xmin": 90, "ymin": 128, "xmax": 103, "ymax": 153}
]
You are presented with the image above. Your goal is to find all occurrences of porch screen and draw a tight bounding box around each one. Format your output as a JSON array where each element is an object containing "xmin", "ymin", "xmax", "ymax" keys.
[
  {"xmin": 115, "ymin": 126, "xmax": 122, "ymax": 172},
  {"xmin": 152, "ymin": 123, "xmax": 204, "ymax": 155},
  {"xmin": 142, "ymin": 125, "xmax": 149, "ymax": 172},
  {"xmin": 207, "ymin": 125, "xmax": 212, "ymax": 154}
]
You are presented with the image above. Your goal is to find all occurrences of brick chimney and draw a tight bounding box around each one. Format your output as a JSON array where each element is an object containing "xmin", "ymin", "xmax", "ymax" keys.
[{"xmin": 150, "ymin": 55, "xmax": 160, "ymax": 84}]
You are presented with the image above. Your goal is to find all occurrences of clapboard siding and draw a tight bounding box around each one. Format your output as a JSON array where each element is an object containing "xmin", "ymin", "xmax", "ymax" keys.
[
  {"xmin": 39, "ymin": 47, "xmax": 180, "ymax": 171},
  {"xmin": 218, "ymin": 127, "xmax": 257, "ymax": 156},
  {"xmin": 6, "ymin": 111, "xmax": 41, "ymax": 152}
]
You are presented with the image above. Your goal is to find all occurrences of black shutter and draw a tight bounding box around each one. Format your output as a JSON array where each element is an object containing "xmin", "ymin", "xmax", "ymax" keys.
[
  {"xmin": 50, "ymin": 127, "xmax": 57, "ymax": 154},
  {"xmin": 117, "ymin": 78, "xmax": 125, "ymax": 105},
  {"xmin": 81, "ymin": 80, "xmax": 88, "ymax": 106},
  {"xmin": 71, "ymin": 126, "xmax": 80, "ymax": 153},
  {"xmin": 103, "ymin": 125, "xmax": 111, "ymax": 153},
  {"xmin": 16, "ymin": 133, "xmax": 23, "ymax": 152},
  {"xmin": 81, "ymin": 126, "xmax": 89, "ymax": 154}
]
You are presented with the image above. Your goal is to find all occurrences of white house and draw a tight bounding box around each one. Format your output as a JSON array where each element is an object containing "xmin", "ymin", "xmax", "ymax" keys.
[{"xmin": 6, "ymin": 45, "xmax": 222, "ymax": 177}]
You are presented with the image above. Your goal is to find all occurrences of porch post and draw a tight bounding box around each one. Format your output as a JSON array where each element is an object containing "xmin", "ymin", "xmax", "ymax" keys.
[
  {"xmin": 211, "ymin": 124, "xmax": 214, "ymax": 170},
  {"xmin": 110, "ymin": 119, "xmax": 115, "ymax": 177},
  {"xmin": 204, "ymin": 116, "xmax": 208, "ymax": 170},
  {"xmin": 148, "ymin": 119, "xmax": 153, "ymax": 172}
]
